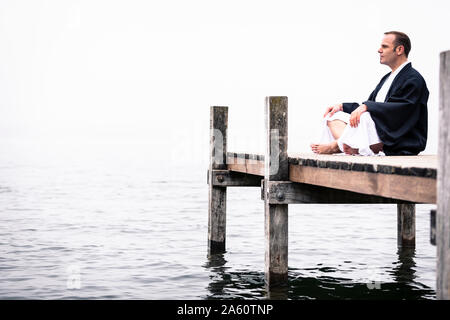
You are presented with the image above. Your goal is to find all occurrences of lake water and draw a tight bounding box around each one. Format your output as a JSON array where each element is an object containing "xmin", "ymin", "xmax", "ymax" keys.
[{"xmin": 0, "ymin": 140, "xmax": 436, "ymax": 299}]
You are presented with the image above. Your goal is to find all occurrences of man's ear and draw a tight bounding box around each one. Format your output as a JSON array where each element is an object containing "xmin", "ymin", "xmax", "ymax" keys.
[{"xmin": 396, "ymin": 45, "xmax": 404, "ymax": 56}]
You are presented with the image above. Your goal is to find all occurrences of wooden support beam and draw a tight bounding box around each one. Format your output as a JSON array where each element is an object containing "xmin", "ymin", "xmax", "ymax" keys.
[
  {"xmin": 264, "ymin": 96, "xmax": 288, "ymax": 289},
  {"xmin": 208, "ymin": 106, "xmax": 228, "ymax": 255},
  {"xmin": 263, "ymin": 180, "xmax": 412, "ymax": 204},
  {"xmin": 437, "ymin": 50, "xmax": 450, "ymax": 300},
  {"xmin": 227, "ymin": 153, "xmax": 265, "ymax": 176},
  {"xmin": 397, "ymin": 203, "xmax": 416, "ymax": 248},
  {"xmin": 289, "ymin": 164, "xmax": 436, "ymax": 204},
  {"xmin": 208, "ymin": 170, "xmax": 262, "ymax": 187}
]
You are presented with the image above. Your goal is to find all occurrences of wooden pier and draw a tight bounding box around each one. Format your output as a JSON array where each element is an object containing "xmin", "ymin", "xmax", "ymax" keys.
[{"xmin": 207, "ymin": 50, "xmax": 450, "ymax": 299}]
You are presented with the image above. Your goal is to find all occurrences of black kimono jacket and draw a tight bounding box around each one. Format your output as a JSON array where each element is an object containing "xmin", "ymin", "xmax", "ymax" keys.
[{"xmin": 342, "ymin": 62, "xmax": 429, "ymax": 155}]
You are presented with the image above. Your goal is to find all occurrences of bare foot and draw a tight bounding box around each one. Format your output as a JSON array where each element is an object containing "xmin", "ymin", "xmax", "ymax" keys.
[
  {"xmin": 343, "ymin": 143, "xmax": 359, "ymax": 155},
  {"xmin": 311, "ymin": 141, "xmax": 340, "ymax": 154},
  {"xmin": 370, "ymin": 142, "xmax": 384, "ymax": 154}
]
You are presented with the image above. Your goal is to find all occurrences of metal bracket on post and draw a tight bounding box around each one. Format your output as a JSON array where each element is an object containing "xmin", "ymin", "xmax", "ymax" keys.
[{"xmin": 208, "ymin": 169, "xmax": 262, "ymax": 187}]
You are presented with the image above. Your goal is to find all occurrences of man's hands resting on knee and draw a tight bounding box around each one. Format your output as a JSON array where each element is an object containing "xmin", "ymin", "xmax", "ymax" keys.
[
  {"xmin": 349, "ymin": 104, "xmax": 368, "ymax": 128},
  {"xmin": 323, "ymin": 103, "xmax": 368, "ymax": 128}
]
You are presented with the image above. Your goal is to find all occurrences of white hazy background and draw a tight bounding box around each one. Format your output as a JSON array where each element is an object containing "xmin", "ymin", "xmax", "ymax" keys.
[{"xmin": 1, "ymin": 0, "xmax": 449, "ymax": 167}]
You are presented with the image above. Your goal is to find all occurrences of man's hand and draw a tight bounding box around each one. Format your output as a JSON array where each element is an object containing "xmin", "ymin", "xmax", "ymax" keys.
[
  {"xmin": 349, "ymin": 104, "xmax": 368, "ymax": 128},
  {"xmin": 323, "ymin": 103, "xmax": 343, "ymax": 118}
]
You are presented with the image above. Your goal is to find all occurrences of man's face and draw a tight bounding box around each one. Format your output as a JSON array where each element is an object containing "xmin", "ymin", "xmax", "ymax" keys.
[{"xmin": 378, "ymin": 34, "xmax": 399, "ymax": 66}]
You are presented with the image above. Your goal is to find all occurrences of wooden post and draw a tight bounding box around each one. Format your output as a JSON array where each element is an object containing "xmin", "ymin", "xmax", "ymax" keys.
[
  {"xmin": 264, "ymin": 96, "xmax": 288, "ymax": 288},
  {"xmin": 397, "ymin": 203, "xmax": 416, "ymax": 248},
  {"xmin": 430, "ymin": 209, "xmax": 436, "ymax": 246},
  {"xmin": 208, "ymin": 106, "xmax": 228, "ymax": 255},
  {"xmin": 438, "ymin": 50, "xmax": 450, "ymax": 300}
]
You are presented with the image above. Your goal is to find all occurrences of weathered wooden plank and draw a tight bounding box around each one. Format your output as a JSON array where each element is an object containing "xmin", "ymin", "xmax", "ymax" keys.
[
  {"xmin": 226, "ymin": 161, "xmax": 247, "ymax": 174},
  {"xmin": 226, "ymin": 156, "xmax": 264, "ymax": 176},
  {"xmin": 208, "ymin": 106, "xmax": 228, "ymax": 254},
  {"xmin": 288, "ymin": 153, "xmax": 437, "ymax": 178},
  {"xmin": 264, "ymin": 96, "xmax": 289, "ymax": 288},
  {"xmin": 264, "ymin": 181, "xmax": 412, "ymax": 204},
  {"xmin": 437, "ymin": 50, "xmax": 450, "ymax": 300},
  {"xmin": 227, "ymin": 152, "xmax": 265, "ymax": 162},
  {"xmin": 397, "ymin": 203, "xmax": 416, "ymax": 248},
  {"xmin": 246, "ymin": 158, "xmax": 264, "ymax": 176},
  {"xmin": 228, "ymin": 152, "xmax": 437, "ymax": 177},
  {"xmin": 289, "ymin": 164, "xmax": 436, "ymax": 204},
  {"xmin": 227, "ymin": 152, "xmax": 437, "ymax": 178},
  {"xmin": 208, "ymin": 169, "xmax": 262, "ymax": 187}
]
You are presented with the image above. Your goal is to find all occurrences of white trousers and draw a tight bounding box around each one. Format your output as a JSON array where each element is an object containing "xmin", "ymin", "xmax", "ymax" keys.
[{"xmin": 320, "ymin": 111, "xmax": 384, "ymax": 156}]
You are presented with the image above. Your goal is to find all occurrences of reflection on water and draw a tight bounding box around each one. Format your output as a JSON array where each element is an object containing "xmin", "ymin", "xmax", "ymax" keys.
[
  {"xmin": 392, "ymin": 248, "xmax": 416, "ymax": 283},
  {"xmin": 203, "ymin": 253, "xmax": 266, "ymax": 299},
  {"xmin": 204, "ymin": 248, "xmax": 434, "ymax": 300}
]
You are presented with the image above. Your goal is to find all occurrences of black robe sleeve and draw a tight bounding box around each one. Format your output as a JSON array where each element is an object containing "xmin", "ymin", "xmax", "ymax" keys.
[{"xmin": 342, "ymin": 102, "xmax": 359, "ymax": 113}]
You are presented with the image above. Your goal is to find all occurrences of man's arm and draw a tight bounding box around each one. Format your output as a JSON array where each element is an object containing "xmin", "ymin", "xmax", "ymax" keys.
[{"xmin": 342, "ymin": 103, "xmax": 360, "ymax": 114}]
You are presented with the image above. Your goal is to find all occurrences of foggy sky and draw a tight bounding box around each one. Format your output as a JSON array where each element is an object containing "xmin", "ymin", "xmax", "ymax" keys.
[{"xmin": 1, "ymin": 0, "xmax": 449, "ymax": 162}]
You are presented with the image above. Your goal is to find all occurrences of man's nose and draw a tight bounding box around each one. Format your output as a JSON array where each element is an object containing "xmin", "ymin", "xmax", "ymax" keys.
[{"xmin": 378, "ymin": 48, "xmax": 383, "ymax": 53}]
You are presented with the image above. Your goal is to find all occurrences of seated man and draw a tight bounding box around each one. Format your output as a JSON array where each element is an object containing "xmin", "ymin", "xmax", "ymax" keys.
[{"xmin": 311, "ymin": 31, "xmax": 429, "ymax": 156}]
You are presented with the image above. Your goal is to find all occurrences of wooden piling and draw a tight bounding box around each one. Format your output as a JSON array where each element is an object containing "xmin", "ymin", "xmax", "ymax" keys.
[
  {"xmin": 264, "ymin": 96, "xmax": 288, "ymax": 288},
  {"xmin": 437, "ymin": 50, "xmax": 450, "ymax": 300},
  {"xmin": 397, "ymin": 203, "xmax": 416, "ymax": 248},
  {"xmin": 208, "ymin": 106, "xmax": 228, "ymax": 254}
]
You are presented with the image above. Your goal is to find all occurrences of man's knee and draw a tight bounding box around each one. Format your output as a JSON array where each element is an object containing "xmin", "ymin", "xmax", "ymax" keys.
[
  {"xmin": 360, "ymin": 112, "xmax": 373, "ymax": 123},
  {"xmin": 327, "ymin": 119, "xmax": 347, "ymax": 128}
]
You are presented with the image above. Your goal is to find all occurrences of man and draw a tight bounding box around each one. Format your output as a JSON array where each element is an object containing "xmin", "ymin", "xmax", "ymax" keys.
[{"xmin": 311, "ymin": 31, "xmax": 429, "ymax": 156}]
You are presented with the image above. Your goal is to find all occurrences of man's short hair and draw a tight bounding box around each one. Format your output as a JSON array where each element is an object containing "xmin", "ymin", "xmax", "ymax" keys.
[{"xmin": 384, "ymin": 31, "xmax": 411, "ymax": 57}]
